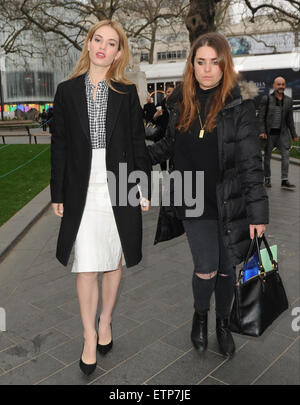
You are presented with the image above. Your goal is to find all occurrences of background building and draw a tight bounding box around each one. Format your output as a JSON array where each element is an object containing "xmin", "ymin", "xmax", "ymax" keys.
[{"xmin": 139, "ymin": 12, "xmax": 300, "ymax": 109}]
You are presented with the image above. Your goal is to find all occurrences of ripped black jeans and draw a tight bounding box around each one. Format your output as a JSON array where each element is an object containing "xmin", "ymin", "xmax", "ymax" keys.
[{"xmin": 182, "ymin": 219, "xmax": 236, "ymax": 319}]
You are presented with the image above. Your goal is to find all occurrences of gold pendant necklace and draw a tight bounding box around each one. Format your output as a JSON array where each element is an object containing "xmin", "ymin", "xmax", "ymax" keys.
[{"xmin": 196, "ymin": 106, "xmax": 205, "ymax": 138}]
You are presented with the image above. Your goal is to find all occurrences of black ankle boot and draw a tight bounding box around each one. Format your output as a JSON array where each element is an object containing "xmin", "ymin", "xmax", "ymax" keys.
[
  {"xmin": 216, "ymin": 317, "xmax": 235, "ymax": 357},
  {"xmin": 191, "ymin": 311, "xmax": 208, "ymax": 353}
]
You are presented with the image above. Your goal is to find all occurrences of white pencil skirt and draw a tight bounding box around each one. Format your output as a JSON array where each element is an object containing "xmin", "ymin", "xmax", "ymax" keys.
[{"xmin": 71, "ymin": 148, "xmax": 123, "ymax": 273}]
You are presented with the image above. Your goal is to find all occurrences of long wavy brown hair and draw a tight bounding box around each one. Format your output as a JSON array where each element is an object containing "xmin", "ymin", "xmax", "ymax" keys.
[
  {"xmin": 68, "ymin": 20, "xmax": 132, "ymax": 91},
  {"xmin": 176, "ymin": 32, "xmax": 237, "ymax": 133}
]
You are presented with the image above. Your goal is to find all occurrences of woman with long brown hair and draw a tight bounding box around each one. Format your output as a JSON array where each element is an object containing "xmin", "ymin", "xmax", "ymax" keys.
[
  {"xmin": 51, "ymin": 20, "xmax": 151, "ymax": 376},
  {"xmin": 148, "ymin": 32, "xmax": 268, "ymax": 357}
]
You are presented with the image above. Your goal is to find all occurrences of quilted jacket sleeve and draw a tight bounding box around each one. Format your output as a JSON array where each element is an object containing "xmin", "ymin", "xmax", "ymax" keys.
[{"xmin": 235, "ymin": 100, "xmax": 269, "ymax": 225}]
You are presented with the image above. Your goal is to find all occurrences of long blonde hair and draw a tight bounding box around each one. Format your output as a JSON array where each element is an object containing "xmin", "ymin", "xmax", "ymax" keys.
[
  {"xmin": 69, "ymin": 20, "xmax": 132, "ymax": 91},
  {"xmin": 177, "ymin": 32, "xmax": 237, "ymax": 133}
]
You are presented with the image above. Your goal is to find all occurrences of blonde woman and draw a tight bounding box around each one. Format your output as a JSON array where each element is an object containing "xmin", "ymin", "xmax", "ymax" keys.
[{"xmin": 51, "ymin": 20, "xmax": 151, "ymax": 376}]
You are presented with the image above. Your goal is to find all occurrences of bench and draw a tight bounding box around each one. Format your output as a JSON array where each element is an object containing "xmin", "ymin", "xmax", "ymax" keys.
[{"xmin": 0, "ymin": 120, "xmax": 52, "ymax": 144}]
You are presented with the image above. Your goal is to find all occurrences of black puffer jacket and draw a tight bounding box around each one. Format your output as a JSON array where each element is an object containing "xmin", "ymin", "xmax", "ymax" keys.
[{"xmin": 148, "ymin": 83, "xmax": 269, "ymax": 265}]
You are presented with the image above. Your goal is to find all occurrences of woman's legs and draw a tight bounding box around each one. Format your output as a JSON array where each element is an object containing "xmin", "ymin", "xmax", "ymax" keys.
[
  {"xmin": 215, "ymin": 226, "xmax": 236, "ymax": 320},
  {"xmin": 183, "ymin": 219, "xmax": 219, "ymax": 313},
  {"xmin": 98, "ymin": 257, "xmax": 123, "ymax": 345},
  {"xmin": 192, "ymin": 271, "xmax": 217, "ymax": 313},
  {"xmin": 215, "ymin": 273, "xmax": 235, "ymax": 320},
  {"xmin": 214, "ymin": 231, "xmax": 236, "ymax": 357},
  {"xmin": 183, "ymin": 218, "xmax": 236, "ymax": 355},
  {"xmin": 76, "ymin": 256, "xmax": 122, "ymax": 363},
  {"xmin": 76, "ymin": 272, "xmax": 99, "ymax": 364}
]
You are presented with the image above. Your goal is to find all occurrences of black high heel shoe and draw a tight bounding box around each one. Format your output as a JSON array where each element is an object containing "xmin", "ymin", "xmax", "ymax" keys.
[
  {"xmin": 79, "ymin": 339, "xmax": 97, "ymax": 376},
  {"xmin": 97, "ymin": 316, "xmax": 113, "ymax": 355}
]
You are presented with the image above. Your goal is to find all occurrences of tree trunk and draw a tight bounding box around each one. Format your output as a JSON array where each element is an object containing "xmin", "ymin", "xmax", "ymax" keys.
[
  {"xmin": 185, "ymin": 0, "xmax": 222, "ymax": 44},
  {"xmin": 295, "ymin": 29, "xmax": 299, "ymax": 48},
  {"xmin": 149, "ymin": 24, "xmax": 157, "ymax": 64}
]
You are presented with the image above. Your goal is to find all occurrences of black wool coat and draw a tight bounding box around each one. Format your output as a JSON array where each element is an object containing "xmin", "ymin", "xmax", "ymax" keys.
[
  {"xmin": 148, "ymin": 84, "xmax": 269, "ymax": 265},
  {"xmin": 51, "ymin": 74, "xmax": 152, "ymax": 268}
]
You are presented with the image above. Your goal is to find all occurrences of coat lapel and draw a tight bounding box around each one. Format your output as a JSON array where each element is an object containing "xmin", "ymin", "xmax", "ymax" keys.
[
  {"xmin": 74, "ymin": 74, "xmax": 91, "ymax": 145},
  {"xmin": 106, "ymin": 82, "xmax": 124, "ymax": 148},
  {"xmin": 73, "ymin": 75, "xmax": 125, "ymax": 148}
]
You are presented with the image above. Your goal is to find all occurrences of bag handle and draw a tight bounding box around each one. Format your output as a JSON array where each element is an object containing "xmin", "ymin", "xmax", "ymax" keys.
[
  {"xmin": 238, "ymin": 230, "xmax": 267, "ymax": 283},
  {"xmin": 260, "ymin": 233, "xmax": 278, "ymax": 270},
  {"xmin": 254, "ymin": 230, "xmax": 264, "ymax": 272},
  {"xmin": 244, "ymin": 234, "xmax": 257, "ymax": 266}
]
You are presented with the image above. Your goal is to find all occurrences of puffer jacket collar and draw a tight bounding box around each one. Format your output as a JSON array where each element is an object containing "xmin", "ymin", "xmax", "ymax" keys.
[{"xmin": 224, "ymin": 85, "xmax": 242, "ymax": 110}]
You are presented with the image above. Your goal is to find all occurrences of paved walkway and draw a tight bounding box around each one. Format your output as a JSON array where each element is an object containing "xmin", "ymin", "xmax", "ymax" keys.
[{"xmin": 0, "ymin": 159, "xmax": 299, "ymax": 385}]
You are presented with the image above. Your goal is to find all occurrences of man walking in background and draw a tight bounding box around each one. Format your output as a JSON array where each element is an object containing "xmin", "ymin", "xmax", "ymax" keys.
[
  {"xmin": 143, "ymin": 95, "xmax": 156, "ymax": 123},
  {"xmin": 258, "ymin": 76, "xmax": 298, "ymax": 189},
  {"xmin": 152, "ymin": 84, "xmax": 175, "ymax": 171}
]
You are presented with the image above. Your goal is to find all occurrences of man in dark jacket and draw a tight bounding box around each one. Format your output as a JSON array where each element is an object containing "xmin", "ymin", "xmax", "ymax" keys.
[
  {"xmin": 47, "ymin": 107, "xmax": 54, "ymax": 134},
  {"xmin": 143, "ymin": 96, "xmax": 156, "ymax": 123},
  {"xmin": 258, "ymin": 77, "xmax": 299, "ymax": 189},
  {"xmin": 152, "ymin": 84, "xmax": 175, "ymax": 171},
  {"xmin": 39, "ymin": 109, "xmax": 48, "ymax": 131}
]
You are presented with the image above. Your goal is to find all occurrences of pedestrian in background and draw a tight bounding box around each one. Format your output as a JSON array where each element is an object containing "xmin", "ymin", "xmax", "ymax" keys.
[
  {"xmin": 152, "ymin": 84, "xmax": 175, "ymax": 171},
  {"xmin": 258, "ymin": 76, "xmax": 299, "ymax": 189},
  {"xmin": 47, "ymin": 107, "xmax": 54, "ymax": 134},
  {"xmin": 148, "ymin": 32, "xmax": 268, "ymax": 358},
  {"xmin": 51, "ymin": 19, "xmax": 151, "ymax": 376},
  {"xmin": 143, "ymin": 95, "xmax": 156, "ymax": 123},
  {"xmin": 39, "ymin": 109, "xmax": 48, "ymax": 131}
]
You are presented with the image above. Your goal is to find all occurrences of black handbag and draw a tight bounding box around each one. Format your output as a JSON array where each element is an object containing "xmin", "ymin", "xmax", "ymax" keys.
[
  {"xmin": 154, "ymin": 203, "xmax": 185, "ymax": 244},
  {"xmin": 154, "ymin": 171, "xmax": 185, "ymax": 244},
  {"xmin": 230, "ymin": 231, "xmax": 288, "ymax": 337},
  {"xmin": 144, "ymin": 122, "xmax": 162, "ymax": 142}
]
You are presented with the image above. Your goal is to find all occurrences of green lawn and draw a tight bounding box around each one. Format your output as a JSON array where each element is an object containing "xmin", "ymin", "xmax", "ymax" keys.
[
  {"xmin": 0, "ymin": 145, "xmax": 51, "ymax": 227},
  {"xmin": 0, "ymin": 140, "xmax": 298, "ymax": 228}
]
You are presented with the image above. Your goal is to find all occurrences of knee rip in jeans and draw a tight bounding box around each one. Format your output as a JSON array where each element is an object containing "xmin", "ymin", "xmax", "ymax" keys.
[{"xmin": 195, "ymin": 270, "xmax": 217, "ymax": 280}]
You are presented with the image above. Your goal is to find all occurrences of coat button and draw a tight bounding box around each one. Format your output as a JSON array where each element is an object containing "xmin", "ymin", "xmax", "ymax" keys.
[
  {"xmin": 226, "ymin": 229, "xmax": 231, "ymax": 234},
  {"xmin": 223, "ymin": 200, "xmax": 227, "ymax": 205}
]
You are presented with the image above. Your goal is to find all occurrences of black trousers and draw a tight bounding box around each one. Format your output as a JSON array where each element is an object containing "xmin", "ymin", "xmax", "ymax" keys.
[{"xmin": 182, "ymin": 219, "xmax": 236, "ymax": 319}]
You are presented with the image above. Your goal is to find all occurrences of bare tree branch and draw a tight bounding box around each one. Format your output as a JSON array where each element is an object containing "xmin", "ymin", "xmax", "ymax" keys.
[{"xmin": 244, "ymin": 0, "xmax": 300, "ymax": 23}]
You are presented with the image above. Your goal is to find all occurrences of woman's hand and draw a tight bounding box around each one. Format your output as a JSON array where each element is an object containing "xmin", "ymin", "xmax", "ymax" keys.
[
  {"xmin": 249, "ymin": 224, "xmax": 266, "ymax": 239},
  {"xmin": 140, "ymin": 197, "xmax": 150, "ymax": 212},
  {"xmin": 52, "ymin": 203, "xmax": 64, "ymax": 217},
  {"xmin": 153, "ymin": 110, "xmax": 163, "ymax": 120},
  {"xmin": 259, "ymin": 133, "xmax": 267, "ymax": 139}
]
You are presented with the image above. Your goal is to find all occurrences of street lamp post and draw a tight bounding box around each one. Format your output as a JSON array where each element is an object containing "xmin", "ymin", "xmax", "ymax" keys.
[
  {"xmin": 0, "ymin": 50, "xmax": 4, "ymax": 120},
  {"xmin": 0, "ymin": 70, "xmax": 4, "ymax": 120}
]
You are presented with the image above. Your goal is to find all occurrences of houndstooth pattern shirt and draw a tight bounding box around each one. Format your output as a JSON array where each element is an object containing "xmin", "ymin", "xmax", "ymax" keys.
[{"xmin": 85, "ymin": 72, "xmax": 109, "ymax": 149}]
